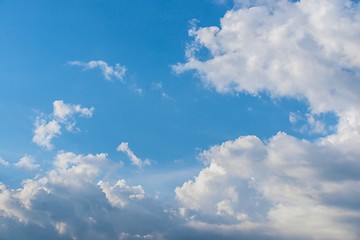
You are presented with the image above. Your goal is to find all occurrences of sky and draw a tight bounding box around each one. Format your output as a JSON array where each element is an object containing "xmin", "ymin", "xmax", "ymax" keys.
[{"xmin": 0, "ymin": 0, "xmax": 360, "ymax": 239}]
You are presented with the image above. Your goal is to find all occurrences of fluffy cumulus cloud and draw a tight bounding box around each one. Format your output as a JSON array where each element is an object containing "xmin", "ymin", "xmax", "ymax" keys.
[
  {"xmin": 69, "ymin": 60, "xmax": 126, "ymax": 81},
  {"xmin": 0, "ymin": 151, "xmax": 176, "ymax": 240},
  {"xmin": 32, "ymin": 100, "xmax": 94, "ymax": 149},
  {"xmin": 14, "ymin": 156, "xmax": 39, "ymax": 170},
  {"xmin": 174, "ymin": 0, "xmax": 360, "ymax": 239},
  {"xmin": 32, "ymin": 119, "xmax": 61, "ymax": 150},
  {"xmin": 176, "ymin": 133, "xmax": 360, "ymax": 239},
  {"xmin": 174, "ymin": 0, "xmax": 360, "ymax": 114},
  {"xmin": 53, "ymin": 100, "xmax": 94, "ymax": 123}
]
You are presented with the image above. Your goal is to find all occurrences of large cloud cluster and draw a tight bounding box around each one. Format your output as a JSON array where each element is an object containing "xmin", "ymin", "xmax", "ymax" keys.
[
  {"xmin": 176, "ymin": 133, "xmax": 360, "ymax": 239},
  {"xmin": 174, "ymin": 0, "xmax": 360, "ymax": 239},
  {"xmin": 2, "ymin": 0, "xmax": 360, "ymax": 239},
  {"xmin": 175, "ymin": 0, "xmax": 360, "ymax": 134},
  {"xmin": 0, "ymin": 151, "xmax": 173, "ymax": 240}
]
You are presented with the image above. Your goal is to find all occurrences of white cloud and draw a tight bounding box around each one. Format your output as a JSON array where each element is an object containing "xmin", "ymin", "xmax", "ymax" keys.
[
  {"xmin": 152, "ymin": 82, "xmax": 173, "ymax": 100},
  {"xmin": 0, "ymin": 157, "xmax": 10, "ymax": 167},
  {"xmin": 117, "ymin": 142, "xmax": 150, "ymax": 168},
  {"xmin": 33, "ymin": 100, "xmax": 94, "ymax": 149},
  {"xmin": 0, "ymin": 151, "xmax": 172, "ymax": 239},
  {"xmin": 176, "ymin": 133, "xmax": 360, "ymax": 239},
  {"xmin": 289, "ymin": 112, "xmax": 299, "ymax": 124},
  {"xmin": 53, "ymin": 100, "xmax": 94, "ymax": 122},
  {"xmin": 118, "ymin": 232, "xmax": 166, "ymax": 240},
  {"xmin": 32, "ymin": 119, "xmax": 61, "ymax": 149},
  {"xmin": 174, "ymin": 0, "xmax": 360, "ymax": 118},
  {"xmin": 304, "ymin": 113, "xmax": 329, "ymax": 134},
  {"xmin": 98, "ymin": 180, "xmax": 146, "ymax": 208},
  {"xmin": 130, "ymin": 85, "xmax": 144, "ymax": 95},
  {"xmin": 49, "ymin": 152, "xmax": 110, "ymax": 187},
  {"xmin": 3, "ymin": 1, "xmax": 360, "ymax": 239},
  {"xmin": 14, "ymin": 156, "xmax": 39, "ymax": 170},
  {"xmin": 289, "ymin": 111, "xmax": 334, "ymax": 135},
  {"xmin": 174, "ymin": 1, "xmax": 360, "ymax": 239},
  {"xmin": 69, "ymin": 60, "xmax": 126, "ymax": 81}
]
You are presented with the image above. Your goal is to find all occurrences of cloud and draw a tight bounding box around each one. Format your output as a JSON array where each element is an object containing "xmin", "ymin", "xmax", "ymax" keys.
[
  {"xmin": 176, "ymin": 133, "xmax": 360, "ymax": 239},
  {"xmin": 289, "ymin": 111, "xmax": 335, "ymax": 135},
  {"xmin": 174, "ymin": 0, "xmax": 360, "ymax": 116},
  {"xmin": 174, "ymin": 0, "xmax": 360, "ymax": 239},
  {"xmin": 14, "ymin": 156, "xmax": 39, "ymax": 170},
  {"xmin": 117, "ymin": 142, "xmax": 151, "ymax": 168},
  {"xmin": 32, "ymin": 101, "xmax": 94, "ymax": 149},
  {"xmin": 32, "ymin": 119, "xmax": 61, "ymax": 149},
  {"xmin": 98, "ymin": 180, "xmax": 146, "ymax": 208},
  {"xmin": 53, "ymin": 100, "xmax": 94, "ymax": 122},
  {"xmin": 152, "ymin": 82, "xmax": 173, "ymax": 100},
  {"xmin": 3, "ymin": 1, "xmax": 360, "ymax": 239},
  {"xmin": 69, "ymin": 60, "xmax": 126, "ymax": 81},
  {"xmin": 0, "ymin": 151, "xmax": 174, "ymax": 240},
  {"xmin": 0, "ymin": 157, "xmax": 10, "ymax": 167}
]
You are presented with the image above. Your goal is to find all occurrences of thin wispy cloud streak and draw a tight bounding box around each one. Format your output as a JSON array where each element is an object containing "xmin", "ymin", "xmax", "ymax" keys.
[
  {"xmin": 68, "ymin": 60, "xmax": 126, "ymax": 81},
  {"xmin": 117, "ymin": 142, "xmax": 151, "ymax": 168}
]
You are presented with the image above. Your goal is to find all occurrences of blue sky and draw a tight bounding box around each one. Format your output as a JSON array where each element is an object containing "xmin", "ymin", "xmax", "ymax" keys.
[
  {"xmin": 1, "ymin": 0, "xmax": 360, "ymax": 239},
  {"xmin": 0, "ymin": 0, "xmax": 305, "ymax": 179}
]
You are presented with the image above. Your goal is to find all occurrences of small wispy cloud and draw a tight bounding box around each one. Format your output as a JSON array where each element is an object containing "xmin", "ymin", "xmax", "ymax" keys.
[
  {"xmin": 152, "ymin": 82, "xmax": 173, "ymax": 101},
  {"xmin": 68, "ymin": 60, "xmax": 126, "ymax": 81},
  {"xmin": 0, "ymin": 157, "xmax": 10, "ymax": 167},
  {"xmin": 289, "ymin": 111, "xmax": 334, "ymax": 135},
  {"xmin": 117, "ymin": 142, "xmax": 150, "ymax": 168}
]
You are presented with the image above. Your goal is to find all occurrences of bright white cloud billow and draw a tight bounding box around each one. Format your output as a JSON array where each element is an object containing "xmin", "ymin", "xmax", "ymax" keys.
[
  {"xmin": 176, "ymin": 133, "xmax": 360, "ymax": 239},
  {"xmin": 174, "ymin": 0, "xmax": 360, "ymax": 115},
  {"xmin": 69, "ymin": 60, "xmax": 126, "ymax": 81},
  {"xmin": 174, "ymin": 0, "xmax": 360, "ymax": 239},
  {"xmin": 32, "ymin": 119, "xmax": 61, "ymax": 149},
  {"xmin": 53, "ymin": 100, "xmax": 94, "ymax": 122},
  {"xmin": 98, "ymin": 180, "xmax": 146, "ymax": 208},
  {"xmin": 32, "ymin": 100, "xmax": 94, "ymax": 149}
]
